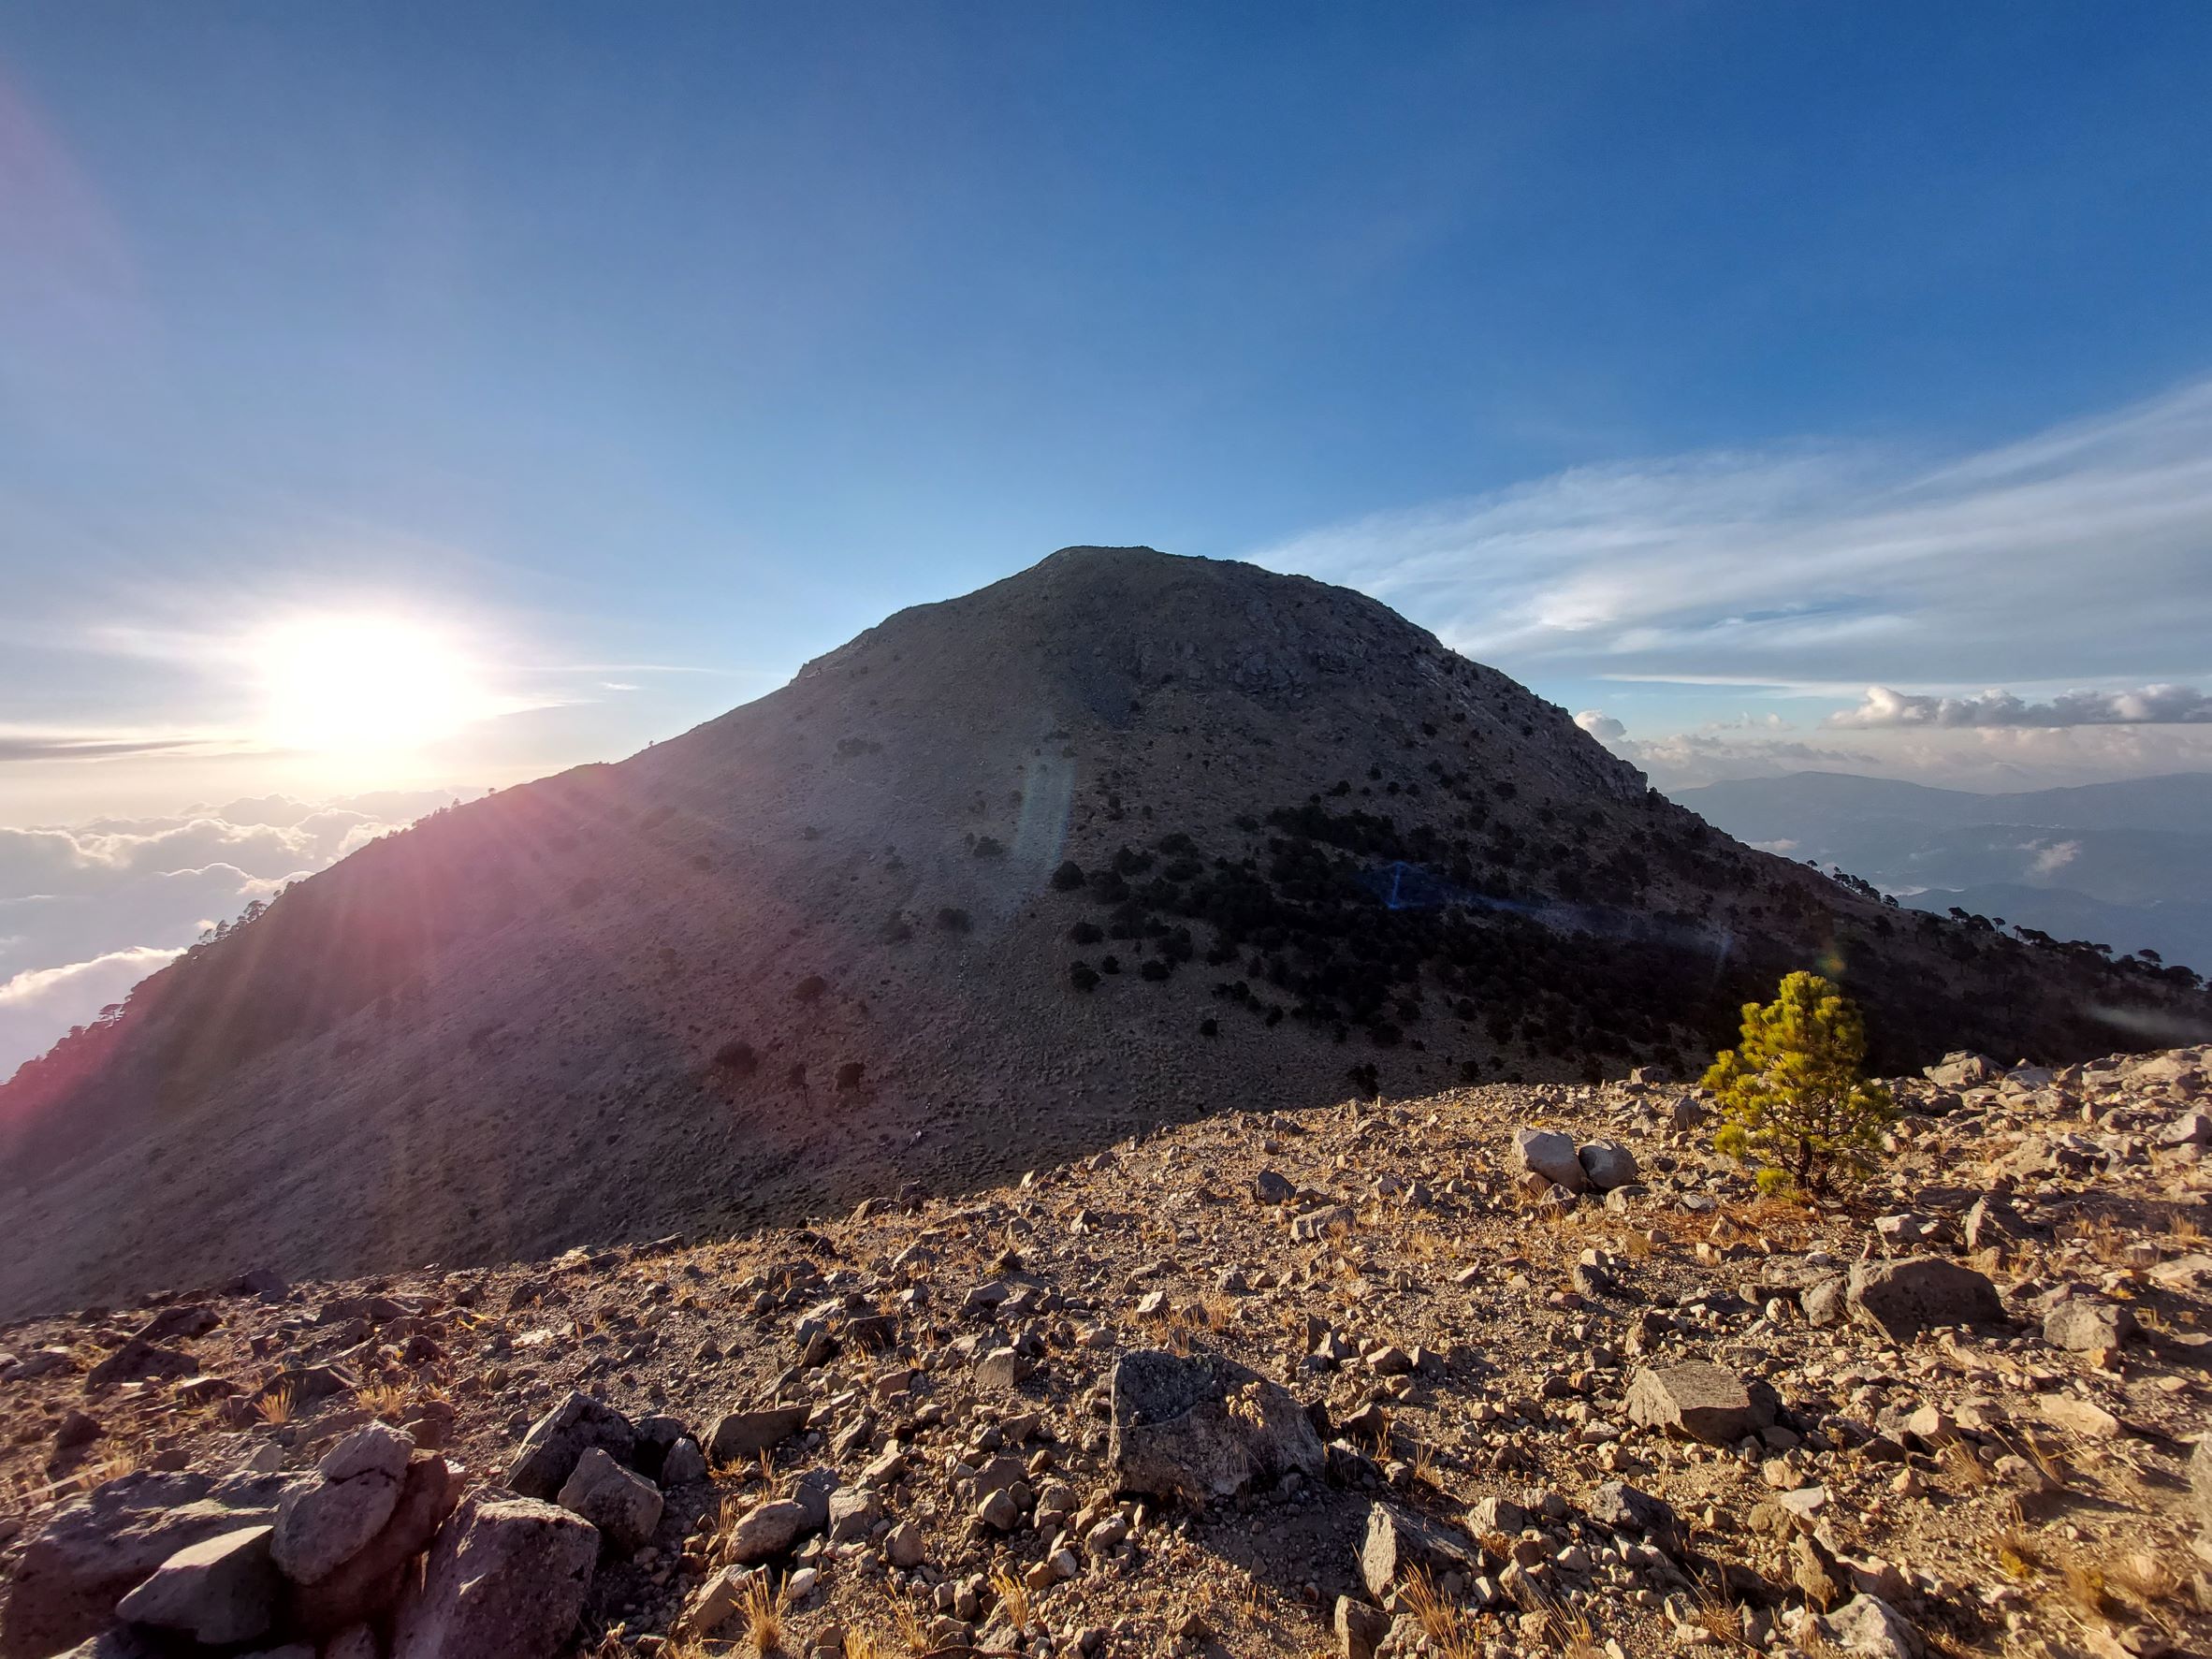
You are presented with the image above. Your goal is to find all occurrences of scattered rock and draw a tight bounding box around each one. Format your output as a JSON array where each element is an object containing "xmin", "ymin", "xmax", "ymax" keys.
[
  {"xmin": 1510, "ymin": 1128, "xmax": 1590, "ymax": 1194},
  {"xmin": 1846, "ymin": 1257, "xmax": 2002, "ymax": 1340},
  {"xmin": 1107, "ymin": 1349, "xmax": 1325, "ymax": 1502},
  {"xmin": 1625, "ymin": 1361, "xmax": 1775, "ymax": 1446},
  {"xmin": 390, "ymin": 1493, "xmax": 597, "ymax": 1659},
  {"xmin": 113, "ymin": 1525, "xmax": 281, "ymax": 1647},
  {"xmin": 557, "ymin": 1447, "xmax": 663, "ymax": 1554}
]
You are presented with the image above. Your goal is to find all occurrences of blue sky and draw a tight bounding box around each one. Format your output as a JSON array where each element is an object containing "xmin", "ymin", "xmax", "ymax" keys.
[{"xmin": 4, "ymin": 3, "xmax": 2212, "ymax": 1063}]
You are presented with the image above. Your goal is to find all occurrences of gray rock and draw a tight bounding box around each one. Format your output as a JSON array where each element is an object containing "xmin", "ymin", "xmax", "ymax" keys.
[
  {"xmin": 1846, "ymin": 1257, "xmax": 2002, "ymax": 1341},
  {"xmin": 2190, "ymin": 1437, "xmax": 2212, "ymax": 1528},
  {"xmin": 1924, "ymin": 1053, "xmax": 1997, "ymax": 1090},
  {"xmin": 1821, "ymin": 1594, "xmax": 1925, "ymax": 1659},
  {"xmin": 1510, "ymin": 1128, "xmax": 1590, "ymax": 1193},
  {"xmin": 1, "ymin": 1470, "xmax": 300, "ymax": 1659},
  {"xmin": 2044, "ymin": 1297, "xmax": 2137, "ymax": 1352},
  {"xmin": 884, "ymin": 1521, "xmax": 925, "ymax": 1568},
  {"xmin": 503, "ymin": 1392, "xmax": 635, "ymax": 1502},
  {"xmin": 1335, "ymin": 1594, "xmax": 1389, "ymax": 1659},
  {"xmin": 1625, "ymin": 1361, "xmax": 1776, "ymax": 1446},
  {"xmin": 660, "ymin": 1438, "xmax": 708, "ymax": 1487},
  {"xmin": 726, "ymin": 1500, "xmax": 814, "ymax": 1563},
  {"xmin": 284, "ymin": 1454, "xmax": 461, "ymax": 1636},
  {"xmin": 1802, "ymin": 1277, "xmax": 1847, "ymax": 1327},
  {"xmin": 1667, "ymin": 1095, "xmax": 1707, "ymax": 1130},
  {"xmin": 1289, "ymin": 1205, "xmax": 1354, "ymax": 1241},
  {"xmin": 1252, "ymin": 1170, "xmax": 1295, "ymax": 1204},
  {"xmin": 557, "ymin": 1448, "xmax": 663, "ymax": 1554},
  {"xmin": 1107, "ymin": 1349, "xmax": 1325, "ymax": 1503},
  {"xmin": 975, "ymin": 1348, "xmax": 1023, "ymax": 1391},
  {"xmin": 706, "ymin": 1403, "xmax": 810, "ymax": 1463},
  {"xmin": 84, "ymin": 1341, "xmax": 198, "ymax": 1391},
  {"xmin": 1578, "ymin": 1140, "xmax": 1639, "ymax": 1191},
  {"xmin": 1962, "ymin": 1196, "xmax": 2034, "ymax": 1253},
  {"xmin": 114, "ymin": 1525, "xmax": 280, "ymax": 1646},
  {"xmin": 390, "ymin": 1493, "xmax": 597, "ymax": 1659},
  {"xmin": 1588, "ymin": 1481, "xmax": 1683, "ymax": 1550},
  {"xmin": 827, "ymin": 1487, "xmax": 883, "ymax": 1543},
  {"xmin": 2160, "ymin": 1112, "xmax": 2212, "ymax": 1147},
  {"xmin": 271, "ymin": 1425, "xmax": 413, "ymax": 1585},
  {"xmin": 1359, "ymin": 1502, "xmax": 1477, "ymax": 1597},
  {"xmin": 629, "ymin": 1415, "xmax": 689, "ymax": 1480},
  {"xmin": 1464, "ymin": 1495, "xmax": 1525, "ymax": 1535}
]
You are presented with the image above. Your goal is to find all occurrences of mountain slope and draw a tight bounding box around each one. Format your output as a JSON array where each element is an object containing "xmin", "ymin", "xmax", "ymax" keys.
[{"xmin": 3, "ymin": 548, "xmax": 2204, "ymax": 1320}]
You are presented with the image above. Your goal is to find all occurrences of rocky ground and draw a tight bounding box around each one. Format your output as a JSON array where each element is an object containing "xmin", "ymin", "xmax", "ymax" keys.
[{"xmin": 6, "ymin": 1043, "xmax": 2212, "ymax": 1659}]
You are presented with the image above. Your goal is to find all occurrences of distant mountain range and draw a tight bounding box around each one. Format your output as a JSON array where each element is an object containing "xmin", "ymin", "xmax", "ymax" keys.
[{"xmin": 1674, "ymin": 772, "xmax": 2212, "ymax": 974}]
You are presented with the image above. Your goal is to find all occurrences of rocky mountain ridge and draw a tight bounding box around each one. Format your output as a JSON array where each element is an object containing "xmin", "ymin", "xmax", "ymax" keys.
[
  {"xmin": 5, "ymin": 1042, "xmax": 2212, "ymax": 1658},
  {"xmin": 2, "ymin": 548, "xmax": 2204, "ymax": 1323}
]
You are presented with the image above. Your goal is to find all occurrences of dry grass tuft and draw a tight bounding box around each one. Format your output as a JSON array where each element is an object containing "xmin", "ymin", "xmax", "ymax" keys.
[
  {"xmin": 739, "ymin": 1572, "xmax": 791, "ymax": 1654},
  {"xmin": 989, "ymin": 1566, "xmax": 1032, "ymax": 1632},
  {"xmin": 356, "ymin": 1379, "xmax": 409, "ymax": 1419},
  {"xmin": 1989, "ymin": 1502, "xmax": 2042, "ymax": 1580},
  {"xmin": 254, "ymin": 1384, "xmax": 297, "ymax": 1425},
  {"xmin": 2063, "ymin": 1563, "xmax": 2117, "ymax": 1623},
  {"xmin": 892, "ymin": 1597, "xmax": 930, "ymax": 1654},
  {"xmin": 2106, "ymin": 1550, "xmax": 2180, "ymax": 1608}
]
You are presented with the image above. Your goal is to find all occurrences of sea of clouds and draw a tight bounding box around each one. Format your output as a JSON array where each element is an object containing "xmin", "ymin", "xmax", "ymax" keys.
[{"xmin": 0, "ymin": 789, "xmax": 462, "ymax": 1078}]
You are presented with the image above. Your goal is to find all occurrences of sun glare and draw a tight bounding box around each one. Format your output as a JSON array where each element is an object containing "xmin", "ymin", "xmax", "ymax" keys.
[{"xmin": 257, "ymin": 616, "xmax": 494, "ymax": 752}]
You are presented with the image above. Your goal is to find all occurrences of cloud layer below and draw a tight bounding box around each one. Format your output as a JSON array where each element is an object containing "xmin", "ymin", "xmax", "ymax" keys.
[{"xmin": 0, "ymin": 788, "xmax": 460, "ymax": 1078}]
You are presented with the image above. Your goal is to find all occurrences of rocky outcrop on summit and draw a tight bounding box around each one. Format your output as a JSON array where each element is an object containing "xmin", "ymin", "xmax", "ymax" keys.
[{"xmin": 2, "ymin": 548, "xmax": 2204, "ymax": 1320}]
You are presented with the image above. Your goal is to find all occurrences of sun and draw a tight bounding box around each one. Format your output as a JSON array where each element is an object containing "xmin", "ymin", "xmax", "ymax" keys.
[{"xmin": 257, "ymin": 615, "xmax": 493, "ymax": 752}]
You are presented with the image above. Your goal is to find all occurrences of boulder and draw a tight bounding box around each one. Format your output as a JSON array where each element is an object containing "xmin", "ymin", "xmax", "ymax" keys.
[
  {"xmin": 1587, "ymin": 1481, "xmax": 1683, "ymax": 1551},
  {"xmin": 1962, "ymin": 1196, "xmax": 2034, "ymax": 1253},
  {"xmin": 1, "ymin": 1471, "xmax": 300, "ymax": 1659},
  {"xmin": 503, "ymin": 1392, "xmax": 635, "ymax": 1502},
  {"xmin": 1625, "ymin": 1362, "xmax": 1776, "ymax": 1446},
  {"xmin": 1923, "ymin": 1052, "xmax": 1997, "ymax": 1090},
  {"xmin": 2190, "ymin": 1437, "xmax": 2212, "ymax": 1529},
  {"xmin": 827, "ymin": 1486, "xmax": 883, "ymax": 1543},
  {"xmin": 1107, "ymin": 1349, "xmax": 1325, "ymax": 1503},
  {"xmin": 724, "ymin": 1500, "xmax": 814, "ymax": 1563},
  {"xmin": 2043, "ymin": 1298, "xmax": 2136, "ymax": 1353},
  {"xmin": 390, "ymin": 1494, "xmax": 597, "ymax": 1659},
  {"xmin": 1820, "ymin": 1593, "xmax": 1925, "ymax": 1659},
  {"xmin": 271, "ymin": 1424, "xmax": 413, "ymax": 1585},
  {"xmin": 113, "ymin": 1525, "xmax": 280, "ymax": 1646},
  {"xmin": 84, "ymin": 1341, "xmax": 198, "ymax": 1391},
  {"xmin": 1335, "ymin": 1595, "xmax": 1389, "ymax": 1659},
  {"xmin": 1252, "ymin": 1171, "xmax": 1295, "ymax": 1204},
  {"xmin": 285, "ymin": 1454, "xmax": 462, "ymax": 1636},
  {"xmin": 1359, "ymin": 1502, "xmax": 1477, "ymax": 1597},
  {"xmin": 129, "ymin": 1305, "xmax": 220, "ymax": 1346},
  {"xmin": 1577, "ymin": 1141, "xmax": 1639, "ymax": 1191},
  {"xmin": 1846, "ymin": 1258, "xmax": 2002, "ymax": 1341},
  {"xmin": 1509, "ymin": 1128, "xmax": 1589, "ymax": 1194},
  {"xmin": 706, "ymin": 1404, "xmax": 810, "ymax": 1463},
  {"xmin": 660, "ymin": 1439, "xmax": 708, "ymax": 1487},
  {"xmin": 557, "ymin": 1448, "xmax": 663, "ymax": 1554}
]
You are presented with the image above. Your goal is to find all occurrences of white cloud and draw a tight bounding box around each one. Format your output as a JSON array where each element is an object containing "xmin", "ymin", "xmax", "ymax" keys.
[
  {"xmin": 1607, "ymin": 733, "xmax": 1876, "ymax": 790},
  {"xmin": 1250, "ymin": 378, "xmax": 2212, "ymax": 691},
  {"xmin": 1573, "ymin": 710, "xmax": 1625, "ymax": 740},
  {"xmin": 1829, "ymin": 683, "xmax": 2212, "ymax": 729},
  {"xmin": 0, "ymin": 945, "xmax": 184, "ymax": 1081},
  {"xmin": 0, "ymin": 789, "xmax": 462, "ymax": 1075}
]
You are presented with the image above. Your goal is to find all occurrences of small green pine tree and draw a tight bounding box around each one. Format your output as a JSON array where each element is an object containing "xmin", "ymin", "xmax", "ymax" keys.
[{"xmin": 1703, "ymin": 970, "xmax": 1897, "ymax": 1195}]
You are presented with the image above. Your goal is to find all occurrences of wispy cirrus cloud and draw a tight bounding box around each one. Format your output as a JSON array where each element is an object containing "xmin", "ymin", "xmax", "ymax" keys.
[{"xmin": 1250, "ymin": 377, "xmax": 2212, "ymax": 691}]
